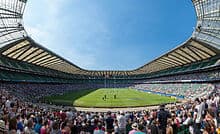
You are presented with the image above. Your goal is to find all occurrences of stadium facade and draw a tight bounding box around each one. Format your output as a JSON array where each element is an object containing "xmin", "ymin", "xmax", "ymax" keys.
[{"xmin": 0, "ymin": 0, "xmax": 219, "ymax": 84}]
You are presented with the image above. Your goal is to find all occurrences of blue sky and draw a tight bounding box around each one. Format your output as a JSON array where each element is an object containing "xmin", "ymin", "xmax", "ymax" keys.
[{"xmin": 24, "ymin": 0, "xmax": 196, "ymax": 70}]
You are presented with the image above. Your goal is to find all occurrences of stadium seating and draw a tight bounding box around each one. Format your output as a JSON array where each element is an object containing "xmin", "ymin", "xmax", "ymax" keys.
[{"xmin": 133, "ymin": 83, "xmax": 214, "ymax": 99}]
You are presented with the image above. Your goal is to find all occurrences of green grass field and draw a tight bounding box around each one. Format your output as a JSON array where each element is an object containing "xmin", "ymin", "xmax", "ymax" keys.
[{"xmin": 44, "ymin": 88, "xmax": 176, "ymax": 108}]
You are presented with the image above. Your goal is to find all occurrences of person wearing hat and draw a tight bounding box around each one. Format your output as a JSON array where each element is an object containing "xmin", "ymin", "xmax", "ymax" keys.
[
  {"xmin": 129, "ymin": 123, "xmax": 138, "ymax": 134},
  {"xmin": 134, "ymin": 124, "xmax": 145, "ymax": 134}
]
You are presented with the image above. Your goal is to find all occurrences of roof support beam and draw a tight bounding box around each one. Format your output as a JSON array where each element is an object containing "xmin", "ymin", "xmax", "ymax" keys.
[
  {"xmin": 156, "ymin": 60, "xmax": 176, "ymax": 67},
  {"xmin": 4, "ymin": 43, "xmax": 29, "ymax": 56},
  {"xmin": 15, "ymin": 45, "xmax": 32, "ymax": 59},
  {"xmin": 27, "ymin": 53, "xmax": 49, "ymax": 63},
  {"xmin": 40, "ymin": 58, "xmax": 61, "ymax": 66},
  {"xmin": 0, "ymin": 7, "xmax": 22, "ymax": 16},
  {"xmin": 153, "ymin": 61, "xmax": 170, "ymax": 69},
  {"xmin": 160, "ymin": 57, "xmax": 183, "ymax": 66},
  {"xmin": 188, "ymin": 45, "xmax": 209, "ymax": 59},
  {"xmin": 189, "ymin": 44, "xmax": 213, "ymax": 57},
  {"xmin": 0, "ymin": 29, "xmax": 23, "ymax": 38},
  {"xmin": 199, "ymin": 37, "xmax": 220, "ymax": 54},
  {"xmin": 42, "ymin": 60, "xmax": 62, "ymax": 67},
  {"xmin": 36, "ymin": 56, "xmax": 57, "ymax": 65},
  {"xmin": 0, "ymin": 26, "xmax": 21, "ymax": 29},
  {"xmin": 0, "ymin": 16, "xmax": 21, "ymax": 19},
  {"xmin": 20, "ymin": 48, "xmax": 40, "ymax": 61},
  {"xmin": 0, "ymin": 38, "xmax": 26, "ymax": 53},
  {"xmin": 8, "ymin": 46, "xmax": 27, "ymax": 58},
  {"xmin": 174, "ymin": 51, "xmax": 194, "ymax": 63},
  {"xmin": 186, "ymin": 46, "xmax": 203, "ymax": 60},
  {"xmin": 179, "ymin": 47, "xmax": 198, "ymax": 61},
  {"xmin": 168, "ymin": 53, "xmax": 189, "ymax": 64},
  {"xmin": 43, "ymin": 61, "xmax": 63, "ymax": 67},
  {"xmin": 24, "ymin": 50, "xmax": 45, "ymax": 62}
]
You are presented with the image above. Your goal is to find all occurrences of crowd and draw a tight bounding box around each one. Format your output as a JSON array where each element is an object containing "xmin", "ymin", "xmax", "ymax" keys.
[
  {"xmin": 144, "ymin": 70, "xmax": 220, "ymax": 82},
  {"xmin": 132, "ymin": 84, "xmax": 214, "ymax": 99},
  {"xmin": 0, "ymin": 83, "xmax": 219, "ymax": 134},
  {"xmin": 0, "ymin": 83, "xmax": 105, "ymax": 103},
  {"xmin": 0, "ymin": 83, "xmax": 133, "ymax": 103}
]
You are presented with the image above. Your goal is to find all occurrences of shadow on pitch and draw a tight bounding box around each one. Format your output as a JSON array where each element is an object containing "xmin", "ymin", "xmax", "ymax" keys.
[{"xmin": 44, "ymin": 88, "xmax": 98, "ymax": 107}]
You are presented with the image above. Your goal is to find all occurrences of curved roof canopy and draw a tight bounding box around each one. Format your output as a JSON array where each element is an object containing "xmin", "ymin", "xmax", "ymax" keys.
[{"xmin": 0, "ymin": 0, "xmax": 219, "ymax": 77}]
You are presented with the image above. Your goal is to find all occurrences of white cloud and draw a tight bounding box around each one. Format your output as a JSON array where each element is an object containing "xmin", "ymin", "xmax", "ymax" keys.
[
  {"xmin": 25, "ymin": 26, "xmax": 50, "ymax": 44},
  {"xmin": 23, "ymin": 0, "xmax": 149, "ymax": 71},
  {"xmin": 23, "ymin": 0, "xmax": 99, "ymax": 69}
]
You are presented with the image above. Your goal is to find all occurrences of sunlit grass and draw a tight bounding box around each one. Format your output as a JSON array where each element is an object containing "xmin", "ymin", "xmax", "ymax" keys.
[{"xmin": 45, "ymin": 88, "xmax": 176, "ymax": 108}]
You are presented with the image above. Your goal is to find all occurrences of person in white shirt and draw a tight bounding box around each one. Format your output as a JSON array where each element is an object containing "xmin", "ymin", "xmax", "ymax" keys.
[
  {"xmin": 117, "ymin": 111, "xmax": 127, "ymax": 134},
  {"xmin": 194, "ymin": 98, "xmax": 203, "ymax": 134},
  {"xmin": 66, "ymin": 110, "xmax": 73, "ymax": 120},
  {"xmin": 206, "ymin": 96, "xmax": 212, "ymax": 108},
  {"xmin": 183, "ymin": 113, "xmax": 194, "ymax": 134},
  {"xmin": 214, "ymin": 94, "xmax": 219, "ymax": 108},
  {"xmin": 5, "ymin": 99, "xmax": 11, "ymax": 108}
]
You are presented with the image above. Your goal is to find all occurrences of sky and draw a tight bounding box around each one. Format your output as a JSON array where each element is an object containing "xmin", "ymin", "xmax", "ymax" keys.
[{"xmin": 23, "ymin": 0, "xmax": 196, "ymax": 70}]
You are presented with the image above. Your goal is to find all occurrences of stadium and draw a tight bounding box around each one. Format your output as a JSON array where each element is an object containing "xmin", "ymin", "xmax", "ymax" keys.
[{"xmin": 0, "ymin": 0, "xmax": 220, "ymax": 134}]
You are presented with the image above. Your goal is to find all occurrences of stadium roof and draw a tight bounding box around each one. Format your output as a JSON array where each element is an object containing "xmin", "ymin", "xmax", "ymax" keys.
[{"xmin": 0, "ymin": 0, "xmax": 219, "ymax": 77}]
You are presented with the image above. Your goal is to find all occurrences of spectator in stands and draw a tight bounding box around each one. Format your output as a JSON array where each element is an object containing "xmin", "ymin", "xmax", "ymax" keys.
[
  {"xmin": 202, "ymin": 120, "xmax": 216, "ymax": 134},
  {"xmin": 40, "ymin": 120, "xmax": 50, "ymax": 134},
  {"xmin": 194, "ymin": 98, "xmax": 203, "ymax": 134},
  {"xmin": 34, "ymin": 117, "xmax": 42, "ymax": 133},
  {"xmin": 148, "ymin": 119, "xmax": 159, "ymax": 134},
  {"xmin": 135, "ymin": 124, "xmax": 145, "ymax": 134},
  {"xmin": 0, "ymin": 82, "xmax": 219, "ymax": 134},
  {"xmin": 183, "ymin": 112, "xmax": 194, "ymax": 134},
  {"xmin": 9, "ymin": 117, "xmax": 17, "ymax": 134},
  {"xmin": 117, "ymin": 111, "xmax": 126, "ymax": 134},
  {"xmin": 166, "ymin": 119, "xmax": 173, "ymax": 134},
  {"xmin": 126, "ymin": 119, "xmax": 132, "ymax": 133},
  {"xmin": 24, "ymin": 119, "xmax": 35, "ymax": 134},
  {"xmin": 114, "ymin": 120, "xmax": 119, "ymax": 134},
  {"xmin": 94, "ymin": 122, "xmax": 105, "ymax": 134},
  {"xmin": 51, "ymin": 121, "xmax": 61, "ymax": 134},
  {"xmin": 170, "ymin": 113, "xmax": 179, "ymax": 134},
  {"xmin": 205, "ymin": 109, "xmax": 217, "ymax": 129},
  {"xmin": 105, "ymin": 111, "xmax": 114, "ymax": 134},
  {"xmin": 157, "ymin": 104, "xmax": 171, "ymax": 134},
  {"xmin": 129, "ymin": 123, "xmax": 138, "ymax": 134}
]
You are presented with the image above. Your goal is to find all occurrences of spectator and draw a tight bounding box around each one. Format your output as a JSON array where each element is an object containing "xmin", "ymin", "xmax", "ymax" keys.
[
  {"xmin": 34, "ymin": 117, "xmax": 42, "ymax": 133},
  {"xmin": 183, "ymin": 113, "xmax": 194, "ymax": 134},
  {"xmin": 24, "ymin": 119, "xmax": 36, "ymax": 134},
  {"xmin": 105, "ymin": 111, "xmax": 114, "ymax": 134},
  {"xmin": 114, "ymin": 120, "xmax": 119, "ymax": 134},
  {"xmin": 94, "ymin": 122, "xmax": 105, "ymax": 134},
  {"xmin": 166, "ymin": 119, "xmax": 173, "ymax": 134},
  {"xmin": 135, "ymin": 124, "xmax": 145, "ymax": 134},
  {"xmin": 0, "ymin": 82, "xmax": 219, "ymax": 134},
  {"xmin": 157, "ymin": 104, "xmax": 171, "ymax": 134},
  {"xmin": 129, "ymin": 123, "xmax": 138, "ymax": 134},
  {"xmin": 50, "ymin": 121, "xmax": 61, "ymax": 134},
  {"xmin": 40, "ymin": 120, "xmax": 50, "ymax": 134},
  {"xmin": 117, "ymin": 111, "xmax": 126, "ymax": 134}
]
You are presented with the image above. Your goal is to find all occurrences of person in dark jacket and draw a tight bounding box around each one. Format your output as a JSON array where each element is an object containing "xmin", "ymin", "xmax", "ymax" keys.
[
  {"xmin": 105, "ymin": 111, "xmax": 114, "ymax": 134},
  {"xmin": 157, "ymin": 104, "xmax": 171, "ymax": 134}
]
